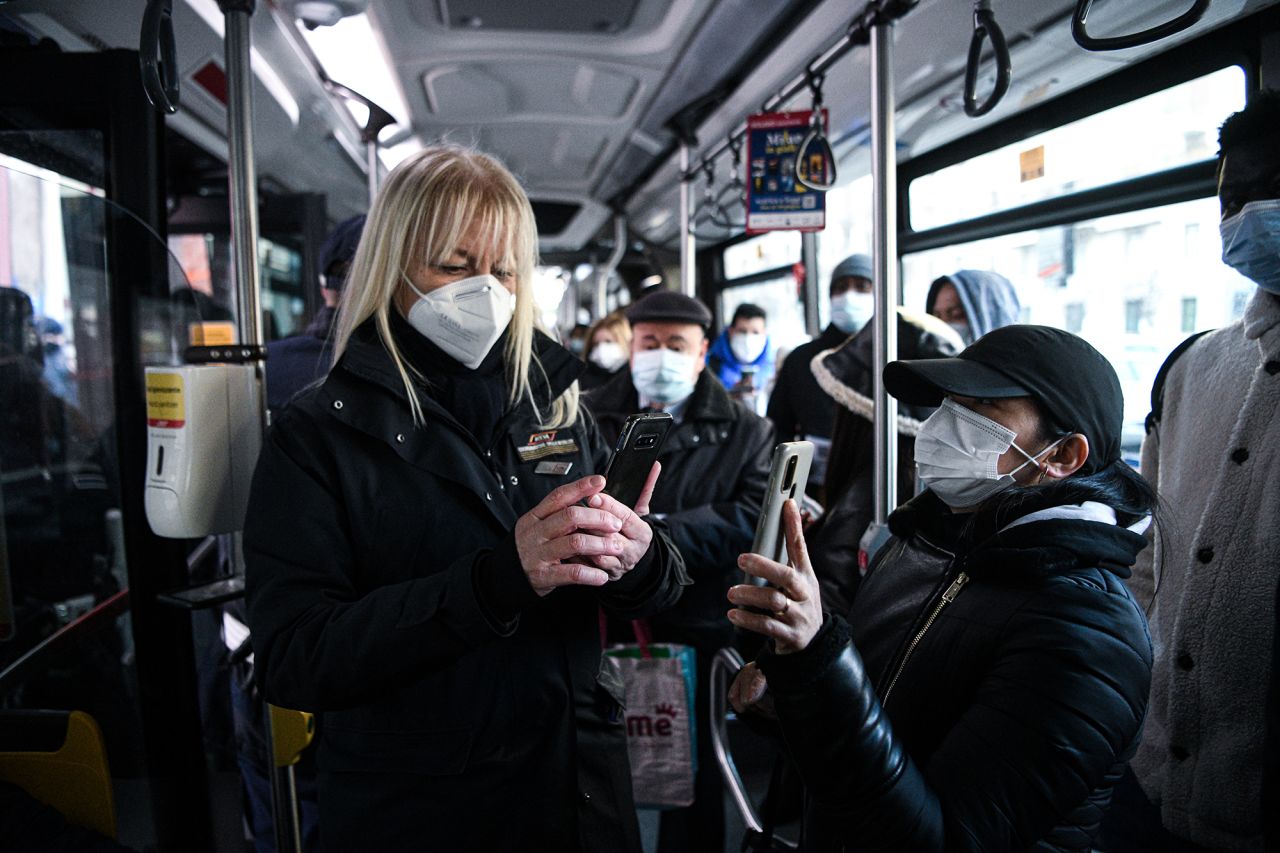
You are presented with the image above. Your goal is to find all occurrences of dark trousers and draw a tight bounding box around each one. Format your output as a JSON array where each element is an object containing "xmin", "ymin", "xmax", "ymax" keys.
[
  {"xmin": 230, "ymin": 666, "xmax": 321, "ymax": 853},
  {"xmin": 1099, "ymin": 765, "xmax": 1215, "ymax": 853}
]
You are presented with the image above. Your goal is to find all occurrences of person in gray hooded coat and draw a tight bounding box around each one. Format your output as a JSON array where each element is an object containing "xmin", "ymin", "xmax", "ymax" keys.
[{"xmin": 925, "ymin": 269, "xmax": 1022, "ymax": 346}]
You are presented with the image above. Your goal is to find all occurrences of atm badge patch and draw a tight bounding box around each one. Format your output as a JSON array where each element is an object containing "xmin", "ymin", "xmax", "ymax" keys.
[{"xmin": 515, "ymin": 430, "xmax": 579, "ymax": 462}]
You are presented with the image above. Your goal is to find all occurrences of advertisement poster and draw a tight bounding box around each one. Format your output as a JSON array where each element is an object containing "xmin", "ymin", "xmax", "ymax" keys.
[{"xmin": 745, "ymin": 109, "xmax": 828, "ymax": 232}]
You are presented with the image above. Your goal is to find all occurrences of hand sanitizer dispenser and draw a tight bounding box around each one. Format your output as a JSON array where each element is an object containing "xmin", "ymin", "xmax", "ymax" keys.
[{"xmin": 145, "ymin": 364, "xmax": 262, "ymax": 538}]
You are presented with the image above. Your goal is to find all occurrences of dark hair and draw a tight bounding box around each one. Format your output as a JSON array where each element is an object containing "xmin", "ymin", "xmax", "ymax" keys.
[
  {"xmin": 1218, "ymin": 89, "xmax": 1280, "ymax": 157},
  {"xmin": 975, "ymin": 401, "xmax": 1157, "ymax": 530},
  {"xmin": 731, "ymin": 303, "xmax": 767, "ymax": 325}
]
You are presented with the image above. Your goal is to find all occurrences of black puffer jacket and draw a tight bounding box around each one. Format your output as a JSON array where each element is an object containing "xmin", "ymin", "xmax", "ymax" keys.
[{"xmin": 759, "ymin": 490, "xmax": 1153, "ymax": 852}]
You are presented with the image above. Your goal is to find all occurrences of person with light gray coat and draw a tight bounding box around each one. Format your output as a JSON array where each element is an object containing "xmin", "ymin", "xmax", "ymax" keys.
[{"xmin": 1111, "ymin": 90, "xmax": 1280, "ymax": 853}]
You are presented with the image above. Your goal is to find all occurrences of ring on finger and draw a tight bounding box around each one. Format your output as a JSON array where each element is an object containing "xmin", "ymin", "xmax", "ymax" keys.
[{"xmin": 773, "ymin": 597, "xmax": 790, "ymax": 618}]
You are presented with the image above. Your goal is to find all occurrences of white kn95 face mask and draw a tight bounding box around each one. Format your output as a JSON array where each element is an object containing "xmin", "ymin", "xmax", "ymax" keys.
[{"xmin": 404, "ymin": 273, "xmax": 513, "ymax": 369}]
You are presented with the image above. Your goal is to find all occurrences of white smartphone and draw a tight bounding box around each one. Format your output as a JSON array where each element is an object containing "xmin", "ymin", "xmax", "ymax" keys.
[{"xmin": 749, "ymin": 441, "xmax": 814, "ymax": 569}]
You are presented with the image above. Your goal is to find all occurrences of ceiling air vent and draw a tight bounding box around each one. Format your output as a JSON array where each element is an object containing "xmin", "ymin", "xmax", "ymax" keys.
[
  {"xmin": 438, "ymin": 0, "xmax": 639, "ymax": 34},
  {"xmin": 532, "ymin": 201, "xmax": 580, "ymax": 236}
]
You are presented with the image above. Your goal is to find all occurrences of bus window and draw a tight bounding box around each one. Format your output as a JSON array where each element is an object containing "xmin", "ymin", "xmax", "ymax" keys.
[
  {"xmin": 902, "ymin": 196, "xmax": 1253, "ymax": 465},
  {"xmin": 908, "ymin": 65, "xmax": 1247, "ymax": 232},
  {"xmin": 816, "ymin": 174, "xmax": 873, "ymax": 326}
]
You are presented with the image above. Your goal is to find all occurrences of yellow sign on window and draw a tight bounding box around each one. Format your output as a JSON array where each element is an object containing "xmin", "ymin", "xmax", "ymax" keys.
[
  {"xmin": 189, "ymin": 322, "xmax": 236, "ymax": 346},
  {"xmin": 1020, "ymin": 146, "xmax": 1046, "ymax": 183},
  {"xmin": 146, "ymin": 372, "xmax": 186, "ymax": 428}
]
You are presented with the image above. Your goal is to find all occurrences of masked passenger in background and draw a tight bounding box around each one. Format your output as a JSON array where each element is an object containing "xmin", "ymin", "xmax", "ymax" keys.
[
  {"xmin": 244, "ymin": 144, "xmax": 687, "ymax": 853},
  {"xmin": 708, "ymin": 302, "xmax": 775, "ymax": 415},
  {"xmin": 806, "ymin": 269, "xmax": 1020, "ymax": 614},
  {"xmin": 579, "ymin": 309, "xmax": 632, "ymax": 391},
  {"xmin": 767, "ymin": 253, "xmax": 873, "ymax": 496},
  {"xmin": 729, "ymin": 325, "xmax": 1155, "ymax": 852}
]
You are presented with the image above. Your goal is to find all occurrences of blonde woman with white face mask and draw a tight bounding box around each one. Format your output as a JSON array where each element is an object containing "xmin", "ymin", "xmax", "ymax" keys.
[
  {"xmin": 580, "ymin": 309, "xmax": 633, "ymax": 391},
  {"xmin": 728, "ymin": 325, "xmax": 1157, "ymax": 853},
  {"xmin": 243, "ymin": 145, "xmax": 687, "ymax": 853}
]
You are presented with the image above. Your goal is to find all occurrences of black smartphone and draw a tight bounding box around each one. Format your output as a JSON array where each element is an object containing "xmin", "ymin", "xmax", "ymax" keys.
[{"xmin": 602, "ymin": 412, "xmax": 673, "ymax": 508}]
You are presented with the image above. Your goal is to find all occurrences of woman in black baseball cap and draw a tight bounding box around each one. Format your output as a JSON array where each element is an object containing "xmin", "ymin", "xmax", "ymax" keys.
[{"xmin": 726, "ymin": 325, "xmax": 1156, "ymax": 851}]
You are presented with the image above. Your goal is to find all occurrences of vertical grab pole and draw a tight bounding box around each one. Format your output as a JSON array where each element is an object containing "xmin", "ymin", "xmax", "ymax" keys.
[
  {"xmin": 222, "ymin": 0, "xmax": 264, "ymax": 351},
  {"xmin": 870, "ymin": 15, "xmax": 899, "ymax": 526},
  {"xmin": 597, "ymin": 215, "xmax": 627, "ymax": 320},
  {"xmin": 678, "ymin": 141, "xmax": 697, "ymax": 297},
  {"xmin": 801, "ymin": 231, "xmax": 820, "ymax": 336},
  {"xmin": 366, "ymin": 139, "xmax": 380, "ymax": 208}
]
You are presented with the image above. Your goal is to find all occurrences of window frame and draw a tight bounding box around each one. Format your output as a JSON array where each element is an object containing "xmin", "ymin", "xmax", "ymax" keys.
[{"xmin": 896, "ymin": 10, "xmax": 1265, "ymax": 256}]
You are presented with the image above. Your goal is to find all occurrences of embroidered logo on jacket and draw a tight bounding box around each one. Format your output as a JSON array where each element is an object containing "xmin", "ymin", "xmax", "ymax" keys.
[{"xmin": 515, "ymin": 430, "xmax": 579, "ymax": 462}]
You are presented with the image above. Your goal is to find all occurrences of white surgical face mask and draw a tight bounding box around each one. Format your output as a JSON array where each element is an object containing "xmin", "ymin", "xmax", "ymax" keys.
[
  {"xmin": 631, "ymin": 348, "xmax": 697, "ymax": 405},
  {"xmin": 730, "ymin": 331, "xmax": 768, "ymax": 364},
  {"xmin": 914, "ymin": 398, "xmax": 1064, "ymax": 509},
  {"xmin": 404, "ymin": 273, "xmax": 513, "ymax": 369},
  {"xmin": 830, "ymin": 292, "xmax": 873, "ymax": 334},
  {"xmin": 947, "ymin": 321, "xmax": 974, "ymax": 346},
  {"xmin": 1221, "ymin": 198, "xmax": 1280, "ymax": 294},
  {"xmin": 589, "ymin": 341, "xmax": 627, "ymax": 372}
]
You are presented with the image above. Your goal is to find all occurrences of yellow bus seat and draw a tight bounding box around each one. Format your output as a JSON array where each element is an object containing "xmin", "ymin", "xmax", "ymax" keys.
[
  {"xmin": 0, "ymin": 709, "xmax": 116, "ymax": 839},
  {"xmin": 269, "ymin": 705, "xmax": 315, "ymax": 768}
]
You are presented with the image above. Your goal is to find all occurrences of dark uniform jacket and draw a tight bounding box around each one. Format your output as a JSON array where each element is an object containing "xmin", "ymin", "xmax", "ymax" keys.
[
  {"xmin": 758, "ymin": 490, "xmax": 1153, "ymax": 852},
  {"xmin": 588, "ymin": 367, "xmax": 774, "ymax": 651},
  {"xmin": 244, "ymin": 319, "xmax": 687, "ymax": 853}
]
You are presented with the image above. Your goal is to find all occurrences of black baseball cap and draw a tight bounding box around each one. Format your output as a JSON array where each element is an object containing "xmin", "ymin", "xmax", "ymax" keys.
[
  {"xmin": 625, "ymin": 291, "xmax": 713, "ymax": 329},
  {"xmin": 883, "ymin": 325, "xmax": 1123, "ymax": 474},
  {"xmin": 318, "ymin": 215, "xmax": 366, "ymax": 290}
]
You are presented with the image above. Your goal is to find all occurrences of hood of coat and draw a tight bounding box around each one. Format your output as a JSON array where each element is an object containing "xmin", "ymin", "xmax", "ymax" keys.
[
  {"xmin": 810, "ymin": 308, "xmax": 963, "ymax": 435},
  {"xmin": 926, "ymin": 270, "xmax": 1022, "ymax": 340},
  {"xmin": 587, "ymin": 363, "xmax": 737, "ymax": 424},
  {"xmin": 888, "ymin": 489, "xmax": 1147, "ymax": 583},
  {"xmin": 336, "ymin": 315, "xmax": 583, "ymax": 409}
]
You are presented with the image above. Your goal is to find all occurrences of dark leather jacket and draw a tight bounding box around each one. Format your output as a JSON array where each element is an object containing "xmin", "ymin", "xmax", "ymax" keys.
[{"xmin": 759, "ymin": 491, "xmax": 1153, "ymax": 852}]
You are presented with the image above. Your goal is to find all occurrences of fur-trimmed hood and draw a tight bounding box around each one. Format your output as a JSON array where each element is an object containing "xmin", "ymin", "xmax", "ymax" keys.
[{"xmin": 810, "ymin": 308, "xmax": 962, "ymax": 436}]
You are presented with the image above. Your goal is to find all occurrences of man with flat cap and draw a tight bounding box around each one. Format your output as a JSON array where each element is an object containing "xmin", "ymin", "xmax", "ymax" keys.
[
  {"xmin": 586, "ymin": 290, "xmax": 774, "ymax": 853},
  {"xmin": 729, "ymin": 324, "xmax": 1154, "ymax": 853}
]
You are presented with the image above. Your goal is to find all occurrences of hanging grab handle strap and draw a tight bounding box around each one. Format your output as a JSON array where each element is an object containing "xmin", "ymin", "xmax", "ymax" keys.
[
  {"xmin": 140, "ymin": 0, "xmax": 180, "ymax": 114},
  {"xmin": 1072, "ymin": 0, "xmax": 1210, "ymax": 52},
  {"xmin": 795, "ymin": 69, "xmax": 837, "ymax": 192},
  {"xmin": 963, "ymin": 0, "xmax": 1011, "ymax": 118}
]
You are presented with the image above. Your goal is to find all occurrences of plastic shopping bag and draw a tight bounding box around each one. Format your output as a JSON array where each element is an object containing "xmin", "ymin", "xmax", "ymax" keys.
[{"xmin": 607, "ymin": 632, "xmax": 697, "ymax": 809}]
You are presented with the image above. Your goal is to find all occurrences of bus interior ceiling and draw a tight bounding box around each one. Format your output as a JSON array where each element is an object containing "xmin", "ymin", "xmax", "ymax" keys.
[{"xmin": 7, "ymin": 0, "xmax": 1278, "ymax": 281}]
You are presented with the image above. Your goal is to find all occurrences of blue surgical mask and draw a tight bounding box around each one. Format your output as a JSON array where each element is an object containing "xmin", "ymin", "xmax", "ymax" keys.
[
  {"xmin": 631, "ymin": 348, "xmax": 697, "ymax": 405},
  {"xmin": 830, "ymin": 292, "xmax": 873, "ymax": 334},
  {"xmin": 1221, "ymin": 199, "xmax": 1280, "ymax": 294}
]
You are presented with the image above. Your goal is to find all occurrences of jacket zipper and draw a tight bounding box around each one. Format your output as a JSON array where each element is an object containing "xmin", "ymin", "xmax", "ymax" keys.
[{"xmin": 881, "ymin": 571, "xmax": 969, "ymax": 706}]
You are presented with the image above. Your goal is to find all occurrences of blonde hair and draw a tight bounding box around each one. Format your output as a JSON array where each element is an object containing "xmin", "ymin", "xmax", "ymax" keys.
[
  {"xmin": 331, "ymin": 144, "xmax": 579, "ymax": 429},
  {"xmin": 584, "ymin": 310, "xmax": 632, "ymax": 361}
]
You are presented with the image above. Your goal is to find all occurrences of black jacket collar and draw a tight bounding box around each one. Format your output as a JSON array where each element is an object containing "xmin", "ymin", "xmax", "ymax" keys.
[
  {"xmin": 588, "ymin": 364, "xmax": 737, "ymax": 423},
  {"xmin": 335, "ymin": 315, "xmax": 583, "ymax": 409},
  {"xmin": 888, "ymin": 489, "xmax": 1146, "ymax": 582}
]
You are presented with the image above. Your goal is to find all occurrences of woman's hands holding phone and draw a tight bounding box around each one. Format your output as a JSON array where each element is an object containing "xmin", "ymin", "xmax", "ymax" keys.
[
  {"xmin": 727, "ymin": 499, "xmax": 823, "ymax": 654},
  {"xmin": 514, "ymin": 465, "xmax": 661, "ymax": 595},
  {"xmin": 583, "ymin": 461, "xmax": 661, "ymax": 579}
]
